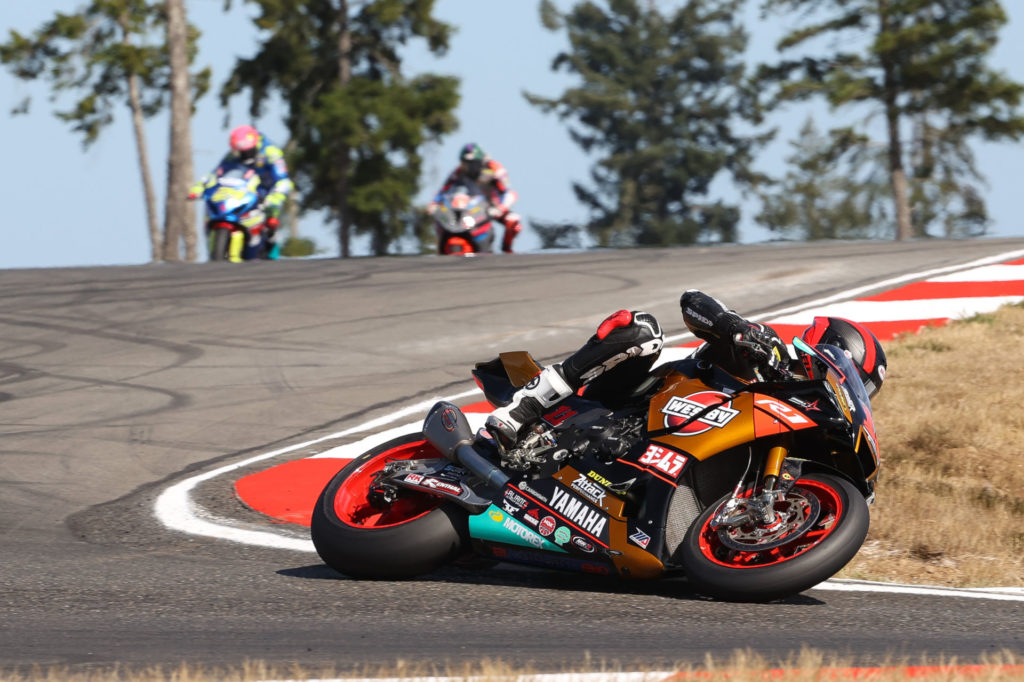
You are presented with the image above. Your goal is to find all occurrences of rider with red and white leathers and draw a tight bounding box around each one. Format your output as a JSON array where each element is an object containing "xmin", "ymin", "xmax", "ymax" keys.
[
  {"xmin": 189, "ymin": 125, "xmax": 294, "ymax": 259},
  {"xmin": 483, "ymin": 290, "xmax": 887, "ymax": 450},
  {"xmin": 428, "ymin": 143, "xmax": 523, "ymax": 253}
]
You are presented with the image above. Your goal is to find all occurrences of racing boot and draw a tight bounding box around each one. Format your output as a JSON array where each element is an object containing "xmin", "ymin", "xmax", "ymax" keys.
[
  {"xmin": 228, "ymin": 230, "xmax": 245, "ymax": 263},
  {"xmin": 485, "ymin": 364, "xmax": 573, "ymax": 450},
  {"xmin": 501, "ymin": 214, "xmax": 523, "ymax": 253}
]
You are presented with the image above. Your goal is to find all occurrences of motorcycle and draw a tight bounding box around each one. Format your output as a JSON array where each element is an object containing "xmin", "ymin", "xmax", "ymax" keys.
[
  {"xmin": 200, "ymin": 166, "xmax": 271, "ymax": 262},
  {"xmin": 310, "ymin": 337, "xmax": 879, "ymax": 602},
  {"xmin": 430, "ymin": 182, "xmax": 495, "ymax": 255}
]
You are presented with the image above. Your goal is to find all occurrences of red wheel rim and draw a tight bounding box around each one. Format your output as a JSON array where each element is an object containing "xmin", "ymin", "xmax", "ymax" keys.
[
  {"xmin": 697, "ymin": 479, "xmax": 844, "ymax": 568},
  {"xmin": 332, "ymin": 440, "xmax": 444, "ymax": 528}
]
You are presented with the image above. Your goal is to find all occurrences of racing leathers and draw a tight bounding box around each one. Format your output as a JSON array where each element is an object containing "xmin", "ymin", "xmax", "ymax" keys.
[
  {"xmin": 431, "ymin": 159, "xmax": 522, "ymax": 253},
  {"xmin": 484, "ymin": 291, "xmax": 791, "ymax": 449},
  {"xmin": 189, "ymin": 131, "xmax": 294, "ymax": 259}
]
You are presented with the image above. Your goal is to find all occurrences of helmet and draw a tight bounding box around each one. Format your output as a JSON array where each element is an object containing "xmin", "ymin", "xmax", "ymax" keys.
[
  {"xmin": 459, "ymin": 143, "xmax": 486, "ymax": 180},
  {"xmin": 459, "ymin": 142, "xmax": 486, "ymax": 163},
  {"xmin": 801, "ymin": 317, "xmax": 887, "ymax": 398},
  {"xmin": 229, "ymin": 125, "xmax": 260, "ymax": 164}
]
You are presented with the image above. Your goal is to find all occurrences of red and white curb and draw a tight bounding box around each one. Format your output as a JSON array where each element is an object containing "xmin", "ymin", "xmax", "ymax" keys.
[{"xmin": 154, "ymin": 248, "xmax": 1024, "ymax": 602}]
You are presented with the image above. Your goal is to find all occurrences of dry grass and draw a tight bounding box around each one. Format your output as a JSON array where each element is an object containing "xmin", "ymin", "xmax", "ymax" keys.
[
  {"xmin": 1, "ymin": 650, "xmax": 1021, "ymax": 681},
  {"xmin": 838, "ymin": 303, "xmax": 1024, "ymax": 587}
]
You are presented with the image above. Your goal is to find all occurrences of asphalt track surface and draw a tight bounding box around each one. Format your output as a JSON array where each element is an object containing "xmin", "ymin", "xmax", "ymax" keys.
[{"xmin": 2, "ymin": 240, "xmax": 1023, "ymax": 674}]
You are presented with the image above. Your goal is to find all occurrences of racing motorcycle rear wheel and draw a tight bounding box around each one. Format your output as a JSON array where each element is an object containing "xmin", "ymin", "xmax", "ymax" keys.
[
  {"xmin": 310, "ymin": 433, "xmax": 469, "ymax": 580},
  {"xmin": 678, "ymin": 472, "xmax": 869, "ymax": 602}
]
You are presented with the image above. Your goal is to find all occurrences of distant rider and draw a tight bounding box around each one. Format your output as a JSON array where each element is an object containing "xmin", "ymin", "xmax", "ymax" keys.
[
  {"xmin": 483, "ymin": 290, "xmax": 886, "ymax": 450},
  {"xmin": 189, "ymin": 125, "xmax": 294, "ymax": 260},
  {"xmin": 427, "ymin": 143, "xmax": 523, "ymax": 253}
]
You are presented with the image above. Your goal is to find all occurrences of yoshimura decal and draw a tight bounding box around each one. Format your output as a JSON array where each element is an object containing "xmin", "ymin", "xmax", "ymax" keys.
[
  {"xmin": 637, "ymin": 444, "xmax": 688, "ymax": 479},
  {"xmin": 550, "ymin": 487, "xmax": 608, "ymax": 537},
  {"xmin": 662, "ymin": 391, "xmax": 739, "ymax": 436}
]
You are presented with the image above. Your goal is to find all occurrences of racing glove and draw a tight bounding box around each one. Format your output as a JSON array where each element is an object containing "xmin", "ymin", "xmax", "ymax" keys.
[{"xmin": 733, "ymin": 322, "xmax": 791, "ymax": 380}]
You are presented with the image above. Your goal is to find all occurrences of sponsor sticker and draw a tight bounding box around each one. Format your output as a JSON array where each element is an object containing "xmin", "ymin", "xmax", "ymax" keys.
[
  {"xmin": 538, "ymin": 516, "xmax": 557, "ymax": 537},
  {"xmin": 419, "ymin": 477, "xmax": 463, "ymax": 495},
  {"xmin": 637, "ymin": 444, "xmax": 688, "ymax": 479},
  {"xmin": 571, "ymin": 473, "xmax": 606, "ymax": 505},
  {"xmin": 554, "ymin": 527, "xmax": 571, "ymax": 545},
  {"xmin": 549, "ymin": 487, "xmax": 608, "ymax": 537},
  {"xmin": 629, "ymin": 530, "xmax": 652, "ymax": 549},
  {"xmin": 405, "ymin": 473, "xmax": 424, "ymax": 484},
  {"xmin": 572, "ymin": 536, "xmax": 595, "ymax": 553},
  {"xmin": 662, "ymin": 391, "xmax": 739, "ymax": 436}
]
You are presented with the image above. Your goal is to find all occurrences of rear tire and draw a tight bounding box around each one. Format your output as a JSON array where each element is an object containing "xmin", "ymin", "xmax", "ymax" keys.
[
  {"xmin": 310, "ymin": 433, "xmax": 469, "ymax": 579},
  {"xmin": 678, "ymin": 472, "xmax": 869, "ymax": 602}
]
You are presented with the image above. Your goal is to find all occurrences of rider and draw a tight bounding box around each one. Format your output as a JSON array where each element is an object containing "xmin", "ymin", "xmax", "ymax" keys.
[
  {"xmin": 427, "ymin": 143, "xmax": 523, "ymax": 253},
  {"xmin": 189, "ymin": 125, "xmax": 294, "ymax": 260},
  {"xmin": 483, "ymin": 290, "xmax": 887, "ymax": 449}
]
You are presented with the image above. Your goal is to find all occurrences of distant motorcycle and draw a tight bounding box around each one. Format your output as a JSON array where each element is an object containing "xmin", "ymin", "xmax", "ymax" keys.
[
  {"xmin": 200, "ymin": 166, "xmax": 271, "ymax": 262},
  {"xmin": 311, "ymin": 337, "xmax": 879, "ymax": 602},
  {"xmin": 430, "ymin": 183, "xmax": 495, "ymax": 255}
]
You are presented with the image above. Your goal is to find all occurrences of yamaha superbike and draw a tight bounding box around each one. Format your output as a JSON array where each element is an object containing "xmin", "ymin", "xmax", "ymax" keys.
[
  {"xmin": 430, "ymin": 183, "xmax": 495, "ymax": 255},
  {"xmin": 311, "ymin": 338, "xmax": 879, "ymax": 602},
  {"xmin": 201, "ymin": 166, "xmax": 271, "ymax": 262}
]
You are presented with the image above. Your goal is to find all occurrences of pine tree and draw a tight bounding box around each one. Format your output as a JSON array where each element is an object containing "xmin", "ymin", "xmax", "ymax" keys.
[
  {"xmin": 221, "ymin": 0, "xmax": 459, "ymax": 257},
  {"xmin": 757, "ymin": 118, "xmax": 890, "ymax": 239},
  {"xmin": 0, "ymin": 0, "xmax": 209, "ymax": 262},
  {"xmin": 527, "ymin": 0, "xmax": 768, "ymax": 247},
  {"xmin": 759, "ymin": 0, "xmax": 1024, "ymax": 240}
]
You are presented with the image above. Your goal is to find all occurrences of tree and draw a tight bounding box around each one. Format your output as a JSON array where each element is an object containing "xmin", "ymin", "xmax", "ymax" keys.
[
  {"xmin": 759, "ymin": 0, "xmax": 1024, "ymax": 240},
  {"xmin": 222, "ymin": 0, "xmax": 460, "ymax": 257},
  {"xmin": 0, "ymin": 0, "xmax": 209, "ymax": 262},
  {"xmin": 162, "ymin": 0, "xmax": 196, "ymax": 262},
  {"xmin": 757, "ymin": 118, "xmax": 890, "ymax": 239},
  {"xmin": 527, "ymin": 0, "xmax": 768, "ymax": 247}
]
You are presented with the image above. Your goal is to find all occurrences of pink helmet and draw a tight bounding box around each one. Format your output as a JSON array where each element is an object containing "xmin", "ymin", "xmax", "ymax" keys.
[{"xmin": 229, "ymin": 125, "xmax": 260, "ymax": 159}]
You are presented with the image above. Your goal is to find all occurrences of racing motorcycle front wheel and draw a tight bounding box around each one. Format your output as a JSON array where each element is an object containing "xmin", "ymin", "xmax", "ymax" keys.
[
  {"xmin": 678, "ymin": 472, "xmax": 869, "ymax": 602},
  {"xmin": 310, "ymin": 433, "xmax": 469, "ymax": 580}
]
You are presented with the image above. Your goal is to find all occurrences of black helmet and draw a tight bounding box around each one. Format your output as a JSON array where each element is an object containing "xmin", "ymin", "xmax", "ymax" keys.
[
  {"xmin": 801, "ymin": 317, "xmax": 887, "ymax": 398},
  {"xmin": 459, "ymin": 142, "xmax": 486, "ymax": 180}
]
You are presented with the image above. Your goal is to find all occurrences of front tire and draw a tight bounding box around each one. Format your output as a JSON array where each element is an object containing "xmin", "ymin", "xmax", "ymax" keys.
[
  {"xmin": 209, "ymin": 228, "xmax": 230, "ymax": 262},
  {"xmin": 678, "ymin": 472, "xmax": 869, "ymax": 602},
  {"xmin": 310, "ymin": 433, "xmax": 469, "ymax": 579}
]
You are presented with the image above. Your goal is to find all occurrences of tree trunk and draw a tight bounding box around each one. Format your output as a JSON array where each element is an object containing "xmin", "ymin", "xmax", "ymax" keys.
[
  {"xmin": 337, "ymin": 0, "xmax": 352, "ymax": 258},
  {"xmin": 163, "ymin": 0, "xmax": 196, "ymax": 262},
  {"xmin": 879, "ymin": 0, "xmax": 913, "ymax": 241},
  {"xmin": 119, "ymin": 16, "xmax": 162, "ymax": 263},
  {"xmin": 886, "ymin": 106, "xmax": 913, "ymax": 241}
]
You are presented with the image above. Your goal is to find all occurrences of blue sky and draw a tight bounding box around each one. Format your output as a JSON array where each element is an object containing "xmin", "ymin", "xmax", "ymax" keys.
[{"xmin": 2, "ymin": 0, "xmax": 1022, "ymax": 268}]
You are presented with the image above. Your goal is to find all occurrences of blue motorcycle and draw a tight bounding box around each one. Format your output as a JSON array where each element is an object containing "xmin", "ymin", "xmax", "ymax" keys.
[{"xmin": 201, "ymin": 166, "xmax": 273, "ymax": 262}]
